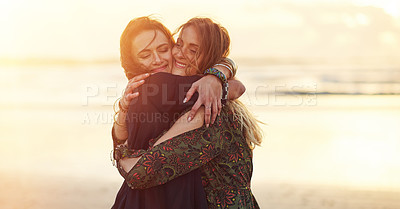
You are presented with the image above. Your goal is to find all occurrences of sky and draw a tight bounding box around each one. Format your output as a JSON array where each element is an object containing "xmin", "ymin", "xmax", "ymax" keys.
[{"xmin": 0, "ymin": 0, "xmax": 399, "ymax": 62}]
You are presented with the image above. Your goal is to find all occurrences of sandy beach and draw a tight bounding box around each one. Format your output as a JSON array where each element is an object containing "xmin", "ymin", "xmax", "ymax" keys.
[{"xmin": 2, "ymin": 172, "xmax": 400, "ymax": 209}]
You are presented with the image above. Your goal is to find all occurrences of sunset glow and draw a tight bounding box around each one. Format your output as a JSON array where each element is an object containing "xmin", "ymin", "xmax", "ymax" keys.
[
  {"xmin": 1, "ymin": 0, "xmax": 399, "ymax": 61},
  {"xmin": 1, "ymin": 1, "xmax": 400, "ymax": 208}
]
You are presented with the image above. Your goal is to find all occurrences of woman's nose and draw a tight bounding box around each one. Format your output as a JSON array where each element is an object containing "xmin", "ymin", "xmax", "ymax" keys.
[
  {"xmin": 175, "ymin": 48, "xmax": 184, "ymax": 59},
  {"xmin": 152, "ymin": 52, "xmax": 162, "ymax": 64}
]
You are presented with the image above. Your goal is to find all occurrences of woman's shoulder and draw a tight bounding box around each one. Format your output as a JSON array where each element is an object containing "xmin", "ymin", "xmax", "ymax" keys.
[
  {"xmin": 147, "ymin": 72, "xmax": 201, "ymax": 85},
  {"xmin": 149, "ymin": 72, "xmax": 177, "ymax": 79}
]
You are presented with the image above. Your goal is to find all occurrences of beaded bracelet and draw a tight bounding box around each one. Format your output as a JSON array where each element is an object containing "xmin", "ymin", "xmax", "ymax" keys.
[
  {"xmin": 221, "ymin": 82, "xmax": 229, "ymax": 105},
  {"xmin": 204, "ymin": 67, "xmax": 227, "ymax": 83},
  {"xmin": 204, "ymin": 68, "xmax": 229, "ymax": 105}
]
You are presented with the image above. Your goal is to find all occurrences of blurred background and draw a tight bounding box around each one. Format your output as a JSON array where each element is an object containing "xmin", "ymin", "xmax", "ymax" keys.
[{"xmin": 1, "ymin": 0, "xmax": 399, "ymax": 208}]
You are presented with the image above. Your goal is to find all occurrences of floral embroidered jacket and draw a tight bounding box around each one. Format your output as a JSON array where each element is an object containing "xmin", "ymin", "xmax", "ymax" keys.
[{"xmin": 117, "ymin": 106, "xmax": 260, "ymax": 209}]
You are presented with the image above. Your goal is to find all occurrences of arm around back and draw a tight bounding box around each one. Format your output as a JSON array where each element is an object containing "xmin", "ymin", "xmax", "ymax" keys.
[{"xmin": 124, "ymin": 108, "xmax": 232, "ymax": 189}]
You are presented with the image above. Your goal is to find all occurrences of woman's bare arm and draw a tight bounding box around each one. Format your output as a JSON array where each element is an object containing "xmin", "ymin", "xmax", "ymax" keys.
[
  {"xmin": 228, "ymin": 79, "xmax": 246, "ymax": 100},
  {"xmin": 153, "ymin": 107, "xmax": 205, "ymax": 146}
]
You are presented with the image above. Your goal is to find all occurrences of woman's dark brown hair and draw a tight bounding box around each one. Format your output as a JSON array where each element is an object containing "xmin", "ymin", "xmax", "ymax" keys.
[
  {"xmin": 120, "ymin": 16, "xmax": 174, "ymax": 79},
  {"xmin": 175, "ymin": 17, "xmax": 231, "ymax": 75}
]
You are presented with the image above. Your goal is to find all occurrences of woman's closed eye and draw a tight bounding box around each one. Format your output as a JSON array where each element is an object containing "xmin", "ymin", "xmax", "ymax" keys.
[
  {"xmin": 189, "ymin": 49, "xmax": 197, "ymax": 54},
  {"xmin": 158, "ymin": 46, "xmax": 169, "ymax": 53},
  {"xmin": 138, "ymin": 53, "xmax": 151, "ymax": 59}
]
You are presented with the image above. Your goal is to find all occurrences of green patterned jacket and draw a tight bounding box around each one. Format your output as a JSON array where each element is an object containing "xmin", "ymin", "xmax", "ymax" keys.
[{"xmin": 117, "ymin": 107, "xmax": 260, "ymax": 209}]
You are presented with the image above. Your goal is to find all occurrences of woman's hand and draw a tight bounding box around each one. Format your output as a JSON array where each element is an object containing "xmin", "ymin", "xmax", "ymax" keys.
[
  {"xmin": 184, "ymin": 75, "xmax": 222, "ymax": 127},
  {"xmin": 113, "ymin": 73, "xmax": 150, "ymax": 141},
  {"xmin": 120, "ymin": 73, "xmax": 150, "ymax": 110}
]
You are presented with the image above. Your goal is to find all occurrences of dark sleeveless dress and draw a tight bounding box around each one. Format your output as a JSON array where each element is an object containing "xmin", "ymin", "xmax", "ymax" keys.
[{"xmin": 111, "ymin": 72, "xmax": 207, "ymax": 209}]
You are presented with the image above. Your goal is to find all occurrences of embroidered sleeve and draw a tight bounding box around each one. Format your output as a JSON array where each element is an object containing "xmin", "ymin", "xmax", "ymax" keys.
[
  {"xmin": 124, "ymin": 110, "xmax": 234, "ymax": 189},
  {"xmin": 115, "ymin": 145, "xmax": 148, "ymax": 178}
]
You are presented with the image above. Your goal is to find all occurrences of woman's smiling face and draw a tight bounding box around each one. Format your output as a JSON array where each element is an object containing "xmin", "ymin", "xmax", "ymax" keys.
[
  {"xmin": 131, "ymin": 29, "xmax": 173, "ymax": 74},
  {"xmin": 171, "ymin": 25, "xmax": 203, "ymax": 76}
]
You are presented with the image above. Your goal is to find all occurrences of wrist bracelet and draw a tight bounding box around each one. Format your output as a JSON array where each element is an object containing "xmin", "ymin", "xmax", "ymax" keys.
[
  {"xmin": 213, "ymin": 63, "xmax": 233, "ymax": 79},
  {"xmin": 224, "ymin": 58, "xmax": 237, "ymax": 77},
  {"xmin": 222, "ymin": 82, "xmax": 229, "ymax": 105},
  {"xmin": 113, "ymin": 112, "xmax": 127, "ymax": 128},
  {"xmin": 204, "ymin": 67, "xmax": 227, "ymax": 83},
  {"xmin": 119, "ymin": 100, "xmax": 128, "ymax": 113},
  {"xmin": 114, "ymin": 120, "xmax": 127, "ymax": 128},
  {"xmin": 204, "ymin": 68, "xmax": 229, "ymax": 105}
]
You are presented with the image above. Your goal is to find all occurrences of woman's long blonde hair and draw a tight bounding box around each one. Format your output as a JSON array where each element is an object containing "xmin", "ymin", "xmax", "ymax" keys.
[
  {"xmin": 227, "ymin": 100, "xmax": 263, "ymax": 149},
  {"xmin": 174, "ymin": 17, "xmax": 230, "ymax": 76}
]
